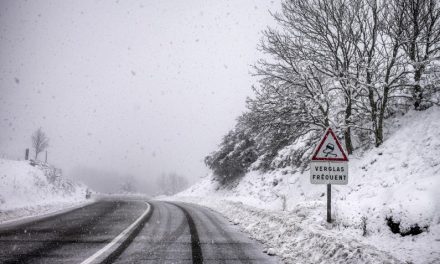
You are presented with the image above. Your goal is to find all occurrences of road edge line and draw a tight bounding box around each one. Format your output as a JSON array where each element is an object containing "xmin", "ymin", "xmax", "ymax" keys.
[{"xmin": 79, "ymin": 202, "xmax": 153, "ymax": 264}]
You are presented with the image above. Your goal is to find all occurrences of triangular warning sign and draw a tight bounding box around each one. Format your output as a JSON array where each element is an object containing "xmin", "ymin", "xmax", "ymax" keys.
[{"xmin": 311, "ymin": 127, "xmax": 348, "ymax": 161}]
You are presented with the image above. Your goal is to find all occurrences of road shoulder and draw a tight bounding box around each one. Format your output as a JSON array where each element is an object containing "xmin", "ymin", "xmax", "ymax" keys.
[
  {"xmin": 162, "ymin": 196, "xmax": 400, "ymax": 264},
  {"xmin": 0, "ymin": 200, "xmax": 95, "ymax": 229}
]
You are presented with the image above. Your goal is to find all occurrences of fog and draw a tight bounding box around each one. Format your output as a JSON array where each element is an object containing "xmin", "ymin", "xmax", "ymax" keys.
[{"xmin": 0, "ymin": 0, "xmax": 277, "ymax": 194}]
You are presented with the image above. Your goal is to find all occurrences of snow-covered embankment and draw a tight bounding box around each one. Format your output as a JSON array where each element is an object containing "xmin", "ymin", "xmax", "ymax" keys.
[
  {"xmin": 0, "ymin": 159, "xmax": 89, "ymax": 223},
  {"xmin": 171, "ymin": 107, "xmax": 440, "ymax": 264}
]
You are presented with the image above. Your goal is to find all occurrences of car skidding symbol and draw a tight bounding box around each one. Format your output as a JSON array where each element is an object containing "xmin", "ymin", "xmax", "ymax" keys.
[{"xmin": 323, "ymin": 143, "xmax": 337, "ymax": 157}]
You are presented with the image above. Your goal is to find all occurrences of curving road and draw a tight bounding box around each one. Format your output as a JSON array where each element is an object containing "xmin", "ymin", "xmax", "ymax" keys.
[
  {"xmin": 0, "ymin": 199, "xmax": 278, "ymax": 264},
  {"xmin": 0, "ymin": 200, "xmax": 148, "ymax": 264}
]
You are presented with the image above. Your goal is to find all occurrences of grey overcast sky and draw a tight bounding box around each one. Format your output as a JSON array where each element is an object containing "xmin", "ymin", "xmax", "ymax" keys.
[{"xmin": 0, "ymin": 0, "xmax": 278, "ymax": 192}]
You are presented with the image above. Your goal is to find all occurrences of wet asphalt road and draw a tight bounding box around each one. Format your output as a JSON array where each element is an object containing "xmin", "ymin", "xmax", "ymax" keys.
[
  {"xmin": 0, "ymin": 199, "xmax": 278, "ymax": 264},
  {"xmin": 0, "ymin": 200, "xmax": 147, "ymax": 264}
]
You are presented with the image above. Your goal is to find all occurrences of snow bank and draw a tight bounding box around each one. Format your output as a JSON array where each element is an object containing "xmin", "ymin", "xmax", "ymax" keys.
[
  {"xmin": 0, "ymin": 158, "xmax": 89, "ymax": 222},
  {"xmin": 174, "ymin": 107, "xmax": 440, "ymax": 264},
  {"xmin": 167, "ymin": 196, "xmax": 399, "ymax": 264},
  {"xmin": 340, "ymin": 107, "xmax": 440, "ymax": 229}
]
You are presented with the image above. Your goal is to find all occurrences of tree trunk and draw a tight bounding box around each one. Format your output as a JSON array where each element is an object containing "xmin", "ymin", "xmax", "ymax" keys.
[
  {"xmin": 408, "ymin": 1, "xmax": 423, "ymax": 110},
  {"xmin": 413, "ymin": 68, "xmax": 423, "ymax": 110},
  {"xmin": 344, "ymin": 98, "xmax": 354, "ymax": 154},
  {"xmin": 367, "ymin": 75, "xmax": 380, "ymax": 147},
  {"xmin": 344, "ymin": 127, "xmax": 353, "ymax": 155},
  {"xmin": 377, "ymin": 86, "xmax": 389, "ymax": 147}
]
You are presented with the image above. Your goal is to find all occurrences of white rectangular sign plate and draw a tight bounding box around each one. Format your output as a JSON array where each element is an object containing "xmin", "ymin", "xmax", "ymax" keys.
[{"xmin": 310, "ymin": 161, "xmax": 348, "ymax": 185}]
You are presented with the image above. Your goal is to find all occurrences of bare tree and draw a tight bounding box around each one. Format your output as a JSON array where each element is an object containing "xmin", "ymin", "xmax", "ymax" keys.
[
  {"xmin": 354, "ymin": 0, "xmax": 409, "ymax": 147},
  {"xmin": 255, "ymin": 0, "xmax": 365, "ymax": 154},
  {"xmin": 156, "ymin": 173, "xmax": 189, "ymax": 195},
  {"xmin": 400, "ymin": 0, "xmax": 440, "ymax": 110},
  {"xmin": 120, "ymin": 175, "xmax": 138, "ymax": 193},
  {"xmin": 203, "ymin": 0, "xmax": 440, "ymax": 185},
  {"xmin": 31, "ymin": 128, "xmax": 49, "ymax": 160}
]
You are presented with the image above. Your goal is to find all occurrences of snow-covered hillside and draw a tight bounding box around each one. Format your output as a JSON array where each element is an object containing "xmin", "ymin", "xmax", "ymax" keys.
[
  {"xmin": 0, "ymin": 159, "xmax": 89, "ymax": 222},
  {"xmin": 174, "ymin": 107, "xmax": 440, "ymax": 264}
]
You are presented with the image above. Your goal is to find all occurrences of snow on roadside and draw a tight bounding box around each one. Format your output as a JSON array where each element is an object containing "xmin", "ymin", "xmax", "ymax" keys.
[
  {"xmin": 172, "ymin": 106, "xmax": 440, "ymax": 264},
  {"xmin": 164, "ymin": 196, "xmax": 400, "ymax": 264},
  {"xmin": 0, "ymin": 200, "xmax": 93, "ymax": 226},
  {"xmin": 0, "ymin": 158, "xmax": 89, "ymax": 223}
]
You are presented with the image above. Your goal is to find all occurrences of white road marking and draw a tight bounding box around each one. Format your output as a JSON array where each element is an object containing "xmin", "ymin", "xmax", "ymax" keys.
[{"xmin": 80, "ymin": 202, "xmax": 151, "ymax": 264}]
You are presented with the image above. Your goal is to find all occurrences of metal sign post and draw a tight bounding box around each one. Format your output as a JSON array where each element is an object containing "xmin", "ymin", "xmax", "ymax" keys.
[
  {"xmin": 310, "ymin": 128, "xmax": 349, "ymax": 223},
  {"xmin": 327, "ymin": 184, "xmax": 331, "ymax": 223}
]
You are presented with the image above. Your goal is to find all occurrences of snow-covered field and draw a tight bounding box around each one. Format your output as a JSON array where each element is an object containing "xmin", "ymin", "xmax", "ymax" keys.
[
  {"xmin": 0, "ymin": 159, "xmax": 89, "ymax": 223},
  {"xmin": 170, "ymin": 107, "xmax": 440, "ymax": 264}
]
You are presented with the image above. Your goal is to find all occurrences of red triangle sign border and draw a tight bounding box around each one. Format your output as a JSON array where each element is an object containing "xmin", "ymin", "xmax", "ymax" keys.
[{"xmin": 311, "ymin": 127, "xmax": 349, "ymax": 161}]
